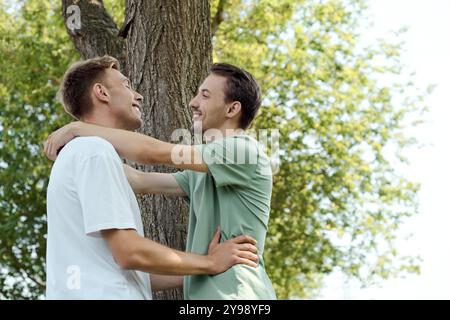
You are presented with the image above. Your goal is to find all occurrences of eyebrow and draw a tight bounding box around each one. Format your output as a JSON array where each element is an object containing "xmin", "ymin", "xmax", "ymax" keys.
[{"xmin": 200, "ymin": 89, "xmax": 211, "ymax": 94}]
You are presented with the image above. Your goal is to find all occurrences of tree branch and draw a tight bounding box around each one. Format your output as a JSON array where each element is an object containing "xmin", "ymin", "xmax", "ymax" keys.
[
  {"xmin": 21, "ymin": 268, "xmax": 46, "ymax": 289},
  {"xmin": 211, "ymin": 0, "xmax": 227, "ymax": 37},
  {"xmin": 61, "ymin": 0, "xmax": 126, "ymax": 68},
  {"xmin": 119, "ymin": 0, "xmax": 136, "ymax": 39}
]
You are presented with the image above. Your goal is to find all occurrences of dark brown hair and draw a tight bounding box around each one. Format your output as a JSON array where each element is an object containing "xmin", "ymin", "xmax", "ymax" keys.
[
  {"xmin": 58, "ymin": 55, "xmax": 120, "ymax": 119},
  {"xmin": 209, "ymin": 63, "xmax": 262, "ymax": 129}
]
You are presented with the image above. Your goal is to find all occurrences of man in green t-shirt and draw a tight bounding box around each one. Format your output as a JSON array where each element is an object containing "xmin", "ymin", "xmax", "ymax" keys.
[
  {"xmin": 170, "ymin": 133, "xmax": 275, "ymax": 299},
  {"xmin": 45, "ymin": 63, "xmax": 276, "ymax": 299}
]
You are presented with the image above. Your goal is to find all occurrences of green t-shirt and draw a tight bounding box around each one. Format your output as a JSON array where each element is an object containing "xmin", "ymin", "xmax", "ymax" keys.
[{"xmin": 172, "ymin": 134, "xmax": 276, "ymax": 300}]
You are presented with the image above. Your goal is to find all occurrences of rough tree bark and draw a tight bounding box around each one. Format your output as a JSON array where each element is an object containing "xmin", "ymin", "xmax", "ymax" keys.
[{"xmin": 61, "ymin": 0, "xmax": 212, "ymax": 300}]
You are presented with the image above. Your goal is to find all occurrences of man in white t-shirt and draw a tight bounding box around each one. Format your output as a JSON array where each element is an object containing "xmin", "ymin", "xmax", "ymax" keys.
[{"xmin": 45, "ymin": 56, "xmax": 259, "ymax": 299}]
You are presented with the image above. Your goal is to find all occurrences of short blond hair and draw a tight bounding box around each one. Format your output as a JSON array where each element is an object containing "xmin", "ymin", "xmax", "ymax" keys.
[{"xmin": 58, "ymin": 55, "xmax": 120, "ymax": 119}]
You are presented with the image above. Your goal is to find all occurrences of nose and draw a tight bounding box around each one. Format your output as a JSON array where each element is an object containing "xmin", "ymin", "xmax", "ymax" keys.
[
  {"xmin": 134, "ymin": 91, "xmax": 144, "ymax": 103},
  {"xmin": 189, "ymin": 95, "xmax": 199, "ymax": 109}
]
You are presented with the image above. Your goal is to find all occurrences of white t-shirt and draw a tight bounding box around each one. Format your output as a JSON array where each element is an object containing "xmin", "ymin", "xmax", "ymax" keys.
[{"xmin": 46, "ymin": 136, "xmax": 152, "ymax": 300}]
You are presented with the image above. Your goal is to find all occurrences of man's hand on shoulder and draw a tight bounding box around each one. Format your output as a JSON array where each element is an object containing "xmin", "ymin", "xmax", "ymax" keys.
[{"xmin": 43, "ymin": 122, "xmax": 81, "ymax": 161}]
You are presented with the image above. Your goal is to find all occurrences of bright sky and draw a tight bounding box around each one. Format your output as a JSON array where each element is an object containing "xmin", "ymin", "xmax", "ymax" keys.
[{"xmin": 319, "ymin": 0, "xmax": 450, "ymax": 299}]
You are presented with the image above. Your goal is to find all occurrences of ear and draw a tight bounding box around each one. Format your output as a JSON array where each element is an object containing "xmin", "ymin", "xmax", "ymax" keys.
[
  {"xmin": 225, "ymin": 101, "xmax": 241, "ymax": 119},
  {"xmin": 92, "ymin": 83, "xmax": 110, "ymax": 104}
]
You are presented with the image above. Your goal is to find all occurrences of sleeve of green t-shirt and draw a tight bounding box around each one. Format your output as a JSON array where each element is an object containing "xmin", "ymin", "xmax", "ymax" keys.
[
  {"xmin": 171, "ymin": 170, "xmax": 191, "ymax": 199},
  {"xmin": 195, "ymin": 136, "xmax": 258, "ymax": 187}
]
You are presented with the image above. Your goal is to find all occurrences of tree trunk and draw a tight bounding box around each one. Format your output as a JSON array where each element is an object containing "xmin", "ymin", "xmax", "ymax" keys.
[
  {"xmin": 61, "ymin": 0, "xmax": 127, "ymax": 67},
  {"xmin": 61, "ymin": 0, "xmax": 212, "ymax": 300}
]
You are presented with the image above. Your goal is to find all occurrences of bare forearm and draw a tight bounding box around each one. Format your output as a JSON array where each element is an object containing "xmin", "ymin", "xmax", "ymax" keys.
[
  {"xmin": 70, "ymin": 122, "xmax": 208, "ymax": 172},
  {"xmin": 129, "ymin": 236, "xmax": 212, "ymax": 275},
  {"xmin": 150, "ymin": 274, "xmax": 183, "ymax": 291},
  {"xmin": 72, "ymin": 122, "xmax": 172, "ymax": 164},
  {"xmin": 103, "ymin": 229, "xmax": 258, "ymax": 280},
  {"xmin": 122, "ymin": 164, "xmax": 144, "ymax": 192},
  {"xmin": 123, "ymin": 165, "xmax": 185, "ymax": 195}
]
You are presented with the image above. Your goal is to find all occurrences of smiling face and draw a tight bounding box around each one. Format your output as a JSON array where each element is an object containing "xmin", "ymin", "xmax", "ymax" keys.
[
  {"xmin": 189, "ymin": 74, "xmax": 231, "ymax": 133},
  {"xmin": 101, "ymin": 68, "xmax": 144, "ymax": 130}
]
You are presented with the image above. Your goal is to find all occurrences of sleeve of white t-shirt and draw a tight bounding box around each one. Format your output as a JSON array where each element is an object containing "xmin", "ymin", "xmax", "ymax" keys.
[{"xmin": 74, "ymin": 152, "xmax": 138, "ymax": 237}]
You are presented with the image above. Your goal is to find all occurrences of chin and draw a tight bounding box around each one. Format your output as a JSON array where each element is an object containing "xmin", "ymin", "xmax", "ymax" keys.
[
  {"xmin": 125, "ymin": 118, "xmax": 143, "ymax": 131},
  {"xmin": 133, "ymin": 118, "xmax": 143, "ymax": 130}
]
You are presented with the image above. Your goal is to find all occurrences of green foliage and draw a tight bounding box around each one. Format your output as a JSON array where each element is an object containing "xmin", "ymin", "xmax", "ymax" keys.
[
  {"xmin": 0, "ymin": 0, "xmax": 425, "ymax": 299},
  {"xmin": 103, "ymin": 0, "xmax": 125, "ymax": 27},
  {"xmin": 212, "ymin": 0, "xmax": 425, "ymax": 298},
  {"xmin": 0, "ymin": 0, "xmax": 78, "ymax": 299}
]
